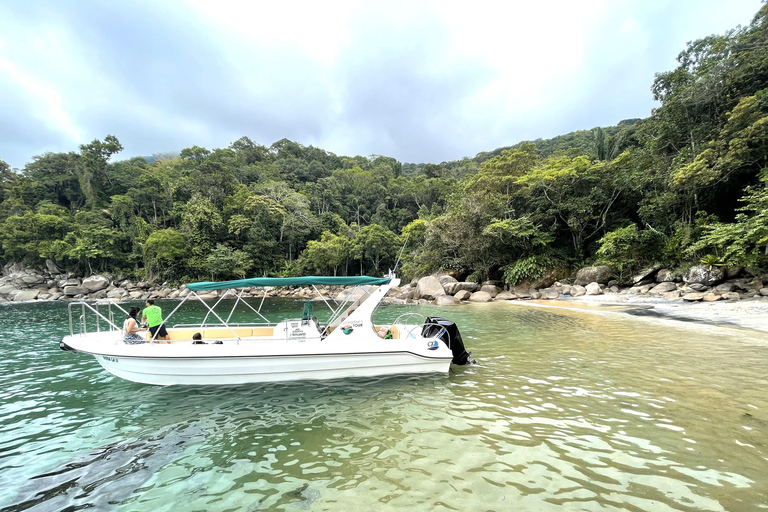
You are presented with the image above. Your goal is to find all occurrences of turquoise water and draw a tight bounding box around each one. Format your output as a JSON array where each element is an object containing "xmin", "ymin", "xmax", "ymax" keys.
[{"xmin": 1, "ymin": 299, "xmax": 767, "ymax": 511}]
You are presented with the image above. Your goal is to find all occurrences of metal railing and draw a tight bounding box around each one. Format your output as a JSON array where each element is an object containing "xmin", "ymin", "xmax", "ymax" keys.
[{"xmin": 67, "ymin": 301, "xmax": 129, "ymax": 337}]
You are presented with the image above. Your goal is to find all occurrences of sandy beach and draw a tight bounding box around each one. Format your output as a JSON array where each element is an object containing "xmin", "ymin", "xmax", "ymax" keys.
[{"xmin": 509, "ymin": 294, "xmax": 768, "ymax": 334}]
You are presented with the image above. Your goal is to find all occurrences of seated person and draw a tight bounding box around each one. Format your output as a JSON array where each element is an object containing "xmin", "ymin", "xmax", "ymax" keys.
[
  {"xmin": 377, "ymin": 326, "xmax": 393, "ymax": 339},
  {"xmin": 123, "ymin": 307, "xmax": 146, "ymax": 344},
  {"xmin": 192, "ymin": 332, "xmax": 205, "ymax": 344}
]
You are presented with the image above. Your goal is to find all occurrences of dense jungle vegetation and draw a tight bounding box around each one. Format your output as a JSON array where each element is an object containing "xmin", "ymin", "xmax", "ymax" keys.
[{"xmin": 1, "ymin": 5, "xmax": 767, "ymax": 285}]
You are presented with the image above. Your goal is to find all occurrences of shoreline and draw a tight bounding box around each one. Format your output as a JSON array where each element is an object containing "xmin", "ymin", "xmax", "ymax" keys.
[{"xmin": 503, "ymin": 294, "xmax": 768, "ymax": 334}]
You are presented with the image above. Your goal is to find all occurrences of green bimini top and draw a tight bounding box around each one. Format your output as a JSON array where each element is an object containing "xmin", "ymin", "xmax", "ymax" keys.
[{"xmin": 187, "ymin": 276, "xmax": 392, "ymax": 292}]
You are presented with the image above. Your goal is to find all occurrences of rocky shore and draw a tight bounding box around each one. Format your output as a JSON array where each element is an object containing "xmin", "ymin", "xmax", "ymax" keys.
[{"xmin": 2, "ymin": 262, "xmax": 767, "ymax": 312}]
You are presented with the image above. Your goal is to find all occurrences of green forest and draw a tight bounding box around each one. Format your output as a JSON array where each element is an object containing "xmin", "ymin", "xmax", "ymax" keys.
[{"xmin": 1, "ymin": 6, "xmax": 767, "ymax": 286}]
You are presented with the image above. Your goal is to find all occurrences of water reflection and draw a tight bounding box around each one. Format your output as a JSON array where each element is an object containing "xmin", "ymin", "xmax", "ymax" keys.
[{"xmin": 0, "ymin": 300, "xmax": 766, "ymax": 510}]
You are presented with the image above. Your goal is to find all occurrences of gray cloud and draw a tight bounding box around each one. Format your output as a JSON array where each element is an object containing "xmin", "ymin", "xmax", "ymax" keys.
[{"xmin": 0, "ymin": 0, "xmax": 762, "ymax": 169}]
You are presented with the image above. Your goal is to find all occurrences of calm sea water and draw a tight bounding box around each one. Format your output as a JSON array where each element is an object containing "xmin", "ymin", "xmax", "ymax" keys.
[{"xmin": 0, "ymin": 299, "xmax": 767, "ymax": 511}]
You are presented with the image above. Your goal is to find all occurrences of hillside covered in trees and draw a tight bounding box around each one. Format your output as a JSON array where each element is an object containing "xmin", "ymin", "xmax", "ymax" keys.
[{"xmin": 1, "ymin": 5, "xmax": 767, "ymax": 285}]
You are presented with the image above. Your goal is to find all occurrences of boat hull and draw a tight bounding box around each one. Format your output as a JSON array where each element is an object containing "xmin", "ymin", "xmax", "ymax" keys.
[
  {"xmin": 61, "ymin": 330, "xmax": 454, "ymax": 386},
  {"xmin": 94, "ymin": 352, "xmax": 451, "ymax": 386}
]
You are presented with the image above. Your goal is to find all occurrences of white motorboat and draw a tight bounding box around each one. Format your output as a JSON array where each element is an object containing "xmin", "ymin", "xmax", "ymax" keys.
[{"xmin": 59, "ymin": 274, "xmax": 474, "ymax": 386}]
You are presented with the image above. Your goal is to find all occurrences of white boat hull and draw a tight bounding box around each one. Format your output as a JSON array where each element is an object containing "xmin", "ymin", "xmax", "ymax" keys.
[{"xmin": 61, "ymin": 329, "xmax": 453, "ymax": 386}]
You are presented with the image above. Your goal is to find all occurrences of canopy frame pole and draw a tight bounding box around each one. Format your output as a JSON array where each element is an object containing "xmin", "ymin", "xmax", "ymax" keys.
[
  {"xmin": 225, "ymin": 289, "xmax": 245, "ymax": 324},
  {"xmin": 191, "ymin": 290, "xmax": 243, "ymax": 343},
  {"xmin": 148, "ymin": 293, "xmax": 193, "ymax": 344}
]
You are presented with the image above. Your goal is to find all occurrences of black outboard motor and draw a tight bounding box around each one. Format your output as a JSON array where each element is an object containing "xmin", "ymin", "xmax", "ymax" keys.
[{"xmin": 422, "ymin": 316, "xmax": 475, "ymax": 365}]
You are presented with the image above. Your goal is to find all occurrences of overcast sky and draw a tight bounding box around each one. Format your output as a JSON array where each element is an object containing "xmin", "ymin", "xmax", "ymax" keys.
[{"xmin": 0, "ymin": 0, "xmax": 763, "ymax": 169}]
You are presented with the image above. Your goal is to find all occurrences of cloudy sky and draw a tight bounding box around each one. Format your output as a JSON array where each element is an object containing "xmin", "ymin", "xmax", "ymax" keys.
[{"xmin": 0, "ymin": 0, "xmax": 763, "ymax": 169}]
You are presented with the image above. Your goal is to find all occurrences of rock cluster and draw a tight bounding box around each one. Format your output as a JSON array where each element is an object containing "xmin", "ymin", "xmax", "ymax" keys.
[
  {"xmin": 387, "ymin": 265, "xmax": 768, "ymax": 305},
  {"xmin": 3, "ymin": 261, "xmax": 767, "ymax": 306},
  {"xmin": 0, "ymin": 262, "xmax": 352, "ymax": 304}
]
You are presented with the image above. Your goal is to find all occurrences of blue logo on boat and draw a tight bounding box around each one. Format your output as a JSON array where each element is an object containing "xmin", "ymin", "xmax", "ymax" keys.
[
  {"xmin": 427, "ymin": 340, "xmax": 439, "ymax": 350},
  {"xmin": 341, "ymin": 325, "xmax": 354, "ymax": 335}
]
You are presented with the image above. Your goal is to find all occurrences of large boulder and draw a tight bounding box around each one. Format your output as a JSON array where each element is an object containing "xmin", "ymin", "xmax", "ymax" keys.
[
  {"xmin": 655, "ymin": 269, "xmax": 680, "ymax": 283},
  {"xmin": 414, "ymin": 276, "xmax": 445, "ymax": 300},
  {"xmin": 82, "ymin": 275, "xmax": 110, "ymax": 292},
  {"xmin": 650, "ymin": 282, "xmax": 677, "ymax": 294},
  {"xmin": 454, "ymin": 290, "xmax": 472, "ymax": 301},
  {"xmin": 683, "ymin": 266, "xmax": 724, "ymax": 286},
  {"xmin": 479, "ymin": 284, "xmax": 502, "ymax": 297},
  {"xmin": 436, "ymin": 295, "xmax": 461, "ymax": 306},
  {"xmin": 575, "ymin": 266, "xmax": 613, "ymax": 286},
  {"xmin": 682, "ymin": 292, "xmax": 706, "ymax": 302},
  {"xmin": 541, "ymin": 288, "xmax": 560, "ymax": 300},
  {"xmin": 570, "ymin": 285, "xmax": 587, "ymax": 297},
  {"xmin": 468, "ymin": 291, "xmax": 493, "ymax": 302},
  {"xmin": 495, "ymin": 290, "xmax": 517, "ymax": 300},
  {"xmin": 585, "ymin": 282, "xmax": 602, "ymax": 295},
  {"xmin": 436, "ymin": 274, "xmax": 458, "ymax": 287},
  {"xmin": 444, "ymin": 282, "xmax": 478, "ymax": 295},
  {"xmin": 12, "ymin": 289, "xmax": 39, "ymax": 301},
  {"xmin": 64, "ymin": 285, "xmax": 88, "ymax": 296},
  {"xmin": 632, "ymin": 266, "xmax": 661, "ymax": 285},
  {"xmin": 515, "ymin": 269, "xmax": 559, "ymax": 291}
]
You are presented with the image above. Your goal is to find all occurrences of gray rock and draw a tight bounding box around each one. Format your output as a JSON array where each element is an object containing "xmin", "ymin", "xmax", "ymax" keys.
[
  {"xmin": 107, "ymin": 289, "xmax": 124, "ymax": 299},
  {"xmin": 514, "ymin": 289, "xmax": 532, "ymax": 299},
  {"xmin": 445, "ymin": 282, "xmax": 478, "ymax": 295},
  {"xmin": 725, "ymin": 266, "xmax": 744, "ymax": 279},
  {"xmin": 45, "ymin": 259, "xmax": 61, "ymax": 274},
  {"xmin": 494, "ymin": 290, "xmax": 517, "ymax": 300},
  {"xmin": 575, "ymin": 266, "xmax": 613, "ymax": 286},
  {"xmin": 82, "ymin": 275, "xmax": 110, "ymax": 292},
  {"xmin": 662, "ymin": 290, "xmax": 682, "ymax": 300},
  {"xmin": 436, "ymin": 295, "xmax": 460, "ymax": 306},
  {"xmin": 468, "ymin": 291, "xmax": 493, "ymax": 302},
  {"xmin": 64, "ymin": 285, "xmax": 88, "ymax": 296},
  {"xmin": 61, "ymin": 278, "xmax": 81, "ymax": 288},
  {"xmin": 632, "ymin": 266, "xmax": 660, "ymax": 284},
  {"xmin": 702, "ymin": 293, "xmax": 722, "ymax": 302},
  {"xmin": 414, "ymin": 276, "xmax": 445, "ymax": 300},
  {"xmin": 21, "ymin": 274, "xmax": 45, "ymax": 285},
  {"xmin": 479, "ymin": 284, "xmax": 502, "ymax": 297},
  {"xmin": 683, "ymin": 266, "xmax": 724, "ymax": 286},
  {"xmin": 570, "ymin": 285, "xmax": 586, "ymax": 297},
  {"xmin": 714, "ymin": 282, "xmax": 739, "ymax": 293},
  {"xmin": 760, "ymin": 288, "xmax": 768, "ymax": 297},
  {"xmin": 655, "ymin": 269, "xmax": 679, "ymax": 282},
  {"xmin": 437, "ymin": 274, "xmax": 458, "ymax": 286},
  {"xmin": 396, "ymin": 289, "xmax": 416, "ymax": 300},
  {"xmin": 559, "ymin": 285, "xmax": 572, "ymax": 296},
  {"xmin": 454, "ymin": 290, "xmax": 472, "ymax": 301},
  {"xmin": 0, "ymin": 283, "xmax": 19, "ymax": 297},
  {"xmin": 650, "ymin": 282, "xmax": 677, "ymax": 294},
  {"xmin": 722, "ymin": 291, "xmax": 741, "ymax": 301},
  {"xmin": 688, "ymin": 283, "xmax": 709, "ymax": 292},
  {"xmin": 12, "ymin": 289, "xmax": 39, "ymax": 301},
  {"xmin": 682, "ymin": 292, "xmax": 706, "ymax": 301},
  {"xmin": 530, "ymin": 290, "xmax": 542, "ymax": 299},
  {"xmin": 541, "ymin": 288, "xmax": 560, "ymax": 300},
  {"xmin": 585, "ymin": 282, "xmax": 602, "ymax": 295}
]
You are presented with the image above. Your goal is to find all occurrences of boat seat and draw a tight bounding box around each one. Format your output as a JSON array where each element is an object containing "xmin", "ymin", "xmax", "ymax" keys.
[
  {"xmin": 165, "ymin": 330, "xmax": 198, "ymax": 341},
  {"xmin": 203, "ymin": 328, "xmax": 253, "ymax": 339}
]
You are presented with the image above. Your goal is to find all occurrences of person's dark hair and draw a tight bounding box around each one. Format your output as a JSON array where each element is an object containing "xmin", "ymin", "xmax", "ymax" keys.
[
  {"xmin": 146, "ymin": 299, "xmax": 155, "ymax": 305},
  {"xmin": 128, "ymin": 306, "xmax": 141, "ymax": 319},
  {"xmin": 192, "ymin": 332, "xmax": 202, "ymax": 340}
]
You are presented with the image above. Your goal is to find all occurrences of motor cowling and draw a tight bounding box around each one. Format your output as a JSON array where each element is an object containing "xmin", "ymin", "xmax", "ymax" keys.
[{"xmin": 422, "ymin": 316, "xmax": 475, "ymax": 365}]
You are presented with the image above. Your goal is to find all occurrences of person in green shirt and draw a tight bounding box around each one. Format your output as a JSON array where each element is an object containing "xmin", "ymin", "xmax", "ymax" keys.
[{"xmin": 142, "ymin": 300, "xmax": 169, "ymax": 341}]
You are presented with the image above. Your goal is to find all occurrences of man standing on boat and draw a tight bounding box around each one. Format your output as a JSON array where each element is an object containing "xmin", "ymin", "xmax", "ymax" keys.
[{"xmin": 142, "ymin": 300, "xmax": 169, "ymax": 341}]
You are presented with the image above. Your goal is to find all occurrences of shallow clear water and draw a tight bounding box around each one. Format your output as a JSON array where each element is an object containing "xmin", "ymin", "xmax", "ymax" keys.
[{"xmin": 0, "ymin": 299, "xmax": 767, "ymax": 511}]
